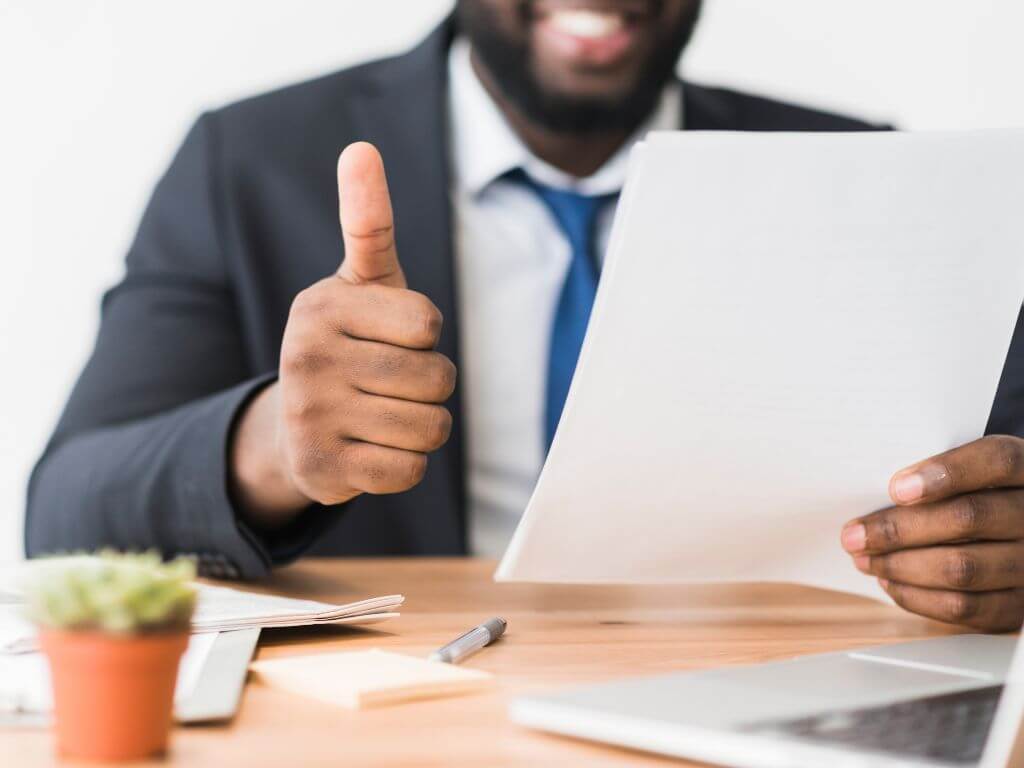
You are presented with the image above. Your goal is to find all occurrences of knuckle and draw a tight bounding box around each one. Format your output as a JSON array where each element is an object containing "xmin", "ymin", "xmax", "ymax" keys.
[
  {"xmin": 945, "ymin": 551, "xmax": 980, "ymax": 589},
  {"xmin": 944, "ymin": 592, "xmax": 981, "ymax": 623},
  {"xmin": 426, "ymin": 355, "xmax": 457, "ymax": 400},
  {"xmin": 875, "ymin": 513, "xmax": 902, "ymax": 548},
  {"xmin": 333, "ymin": 438, "xmax": 358, "ymax": 478},
  {"xmin": 423, "ymin": 305, "xmax": 443, "ymax": 345},
  {"xmin": 346, "ymin": 224, "xmax": 395, "ymax": 256},
  {"xmin": 367, "ymin": 346, "xmax": 404, "ymax": 378},
  {"xmin": 425, "ymin": 407, "xmax": 453, "ymax": 450},
  {"xmin": 885, "ymin": 582, "xmax": 909, "ymax": 610},
  {"xmin": 950, "ymin": 495, "xmax": 988, "ymax": 537},
  {"xmin": 873, "ymin": 555, "xmax": 893, "ymax": 579},
  {"xmin": 942, "ymin": 459, "xmax": 968, "ymax": 491},
  {"xmin": 992, "ymin": 436, "xmax": 1023, "ymax": 480},
  {"xmin": 1007, "ymin": 591, "xmax": 1024, "ymax": 631},
  {"xmin": 376, "ymin": 404, "xmax": 406, "ymax": 430},
  {"xmin": 1003, "ymin": 552, "xmax": 1021, "ymax": 577},
  {"xmin": 349, "ymin": 444, "xmax": 388, "ymax": 490},
  {"xmin": 290, "ymin": 285, "xmax": 328, "ymax": 317},
  {"xmin": 406, "ymin": 294, "xmax": 443, "ymax": 347},
  {"xmin": 282, "ymin": 341, "xmax": 332, "ymax": 376},
  {"xmin": 281, "ymin": 392, "xmax": 320, "ymax": 423},
  {"xmin": 440, "ymin": 357, "xmax": 458, "ymax": 397},
  {"xmin": 403, "ymin": 453, "xmax": 429, "ymax": 488},
  {"xmin": 293, "ymin": 442, "xmax": 329, "ymax": 480}
]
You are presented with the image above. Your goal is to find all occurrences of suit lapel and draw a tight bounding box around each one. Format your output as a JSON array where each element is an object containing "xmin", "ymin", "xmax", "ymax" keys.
[
  {"xmin": 681, "ymin": 80, "xmax": 739, "ymax": 130},
  {"xmin": 346, "ymin": 20, "xmax": 467, "ymax": 549}
]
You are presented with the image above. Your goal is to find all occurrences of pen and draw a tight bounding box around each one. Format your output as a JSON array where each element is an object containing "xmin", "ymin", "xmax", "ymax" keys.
[{"xmin": 429, "ymin": 617, "xmax": 507, "ymax": 664}]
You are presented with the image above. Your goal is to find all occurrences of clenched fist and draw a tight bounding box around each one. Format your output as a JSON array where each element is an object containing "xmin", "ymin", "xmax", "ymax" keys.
[{"xmin": 230, "ymin": 142, "xmax": 456, "ymax": 527}]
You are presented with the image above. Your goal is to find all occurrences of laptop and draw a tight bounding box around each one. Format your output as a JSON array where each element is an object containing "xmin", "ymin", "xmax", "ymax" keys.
[{"xmin": 510, "ymin": 634, "xmax": 1024, "ymax": 767}]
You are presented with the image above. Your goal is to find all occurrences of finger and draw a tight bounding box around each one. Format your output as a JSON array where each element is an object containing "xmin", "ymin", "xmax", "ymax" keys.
[
  {"xmin": 889, "ymin": 435, "xmax": 1024, "ymax": 505},
  {"xmin": 292, "ymin": 280, "xmax": 443, "ymax": 350},
  {"xmin": 880, "ymin": 579, "xmax": 1024, "ymax": 632},
  {"xmin": 341, "ymin": 339, "xmax": 457, "ymax": 403},
  {"xmin": 336, "ymin": 142, "xmax": 406, "ymax": 288},
  {"xmin": 342, "ymin": 394, "xmax": 452, "ymax": 454},
  {"xmin": 841, "ymin": 489, "xmax": 1024, "ymax": 555},
  {"xmin": 340, "ymin": 440, "xmax": 428, "ymax": 495},
  {"xmin": 854, "ymin": 542, "xmax": 1024, "ymax": 592}
]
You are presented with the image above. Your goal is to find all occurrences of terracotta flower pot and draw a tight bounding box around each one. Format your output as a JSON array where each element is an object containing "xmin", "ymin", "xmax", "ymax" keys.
[{"xmin": 39, "ymin": 628, "xmax": 189, "ymax": 762}]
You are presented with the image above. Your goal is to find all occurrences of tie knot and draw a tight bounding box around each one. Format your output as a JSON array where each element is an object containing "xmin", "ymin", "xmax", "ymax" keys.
[{"xmin": 506, "ymin": 169, "xmax": 617, "ymax": 255}]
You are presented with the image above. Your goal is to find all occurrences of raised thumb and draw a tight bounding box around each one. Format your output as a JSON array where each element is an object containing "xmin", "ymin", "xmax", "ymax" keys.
[{"xmin": 336, "ymin": 142, "xmax": 406, "ymax": 288}]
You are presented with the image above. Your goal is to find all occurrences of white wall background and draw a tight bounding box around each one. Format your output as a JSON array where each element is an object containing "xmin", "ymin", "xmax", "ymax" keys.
[{"xmin": 1, "ymin": 0, "xmax": 1022, "ymax": 565}]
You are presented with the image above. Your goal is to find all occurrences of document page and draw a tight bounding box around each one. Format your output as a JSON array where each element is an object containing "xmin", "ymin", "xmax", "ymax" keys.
[
  {"xmin": 497, "ymin": 130, "xmax": 1024, "ymax": 599},
  {"xmin": 192, "ymin": 585, "xmax": 403, "ymax": 630},
  {"xmin": 0, "ymin": 565, "xmax": 403, "ymax": 653}
]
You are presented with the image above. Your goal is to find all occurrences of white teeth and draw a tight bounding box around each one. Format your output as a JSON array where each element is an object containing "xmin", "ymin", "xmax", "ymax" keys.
[{"xmin": 547, "ymin": 9, "xmax": 625, "ymax": 39}]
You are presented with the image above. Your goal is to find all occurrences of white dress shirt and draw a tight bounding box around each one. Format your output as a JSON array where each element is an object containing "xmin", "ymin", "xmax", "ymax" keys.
[{"xmin": 447, "ymin": 38, "xmax": 682, "ymax": 556}]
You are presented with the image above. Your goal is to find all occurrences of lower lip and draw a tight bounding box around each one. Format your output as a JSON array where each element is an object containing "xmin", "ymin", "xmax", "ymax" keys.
[{"xmin": 533, "ymin": 16, "xmax": 637, "ymax": 67}]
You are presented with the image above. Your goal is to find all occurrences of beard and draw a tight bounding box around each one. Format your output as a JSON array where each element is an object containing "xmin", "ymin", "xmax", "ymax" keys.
[{"xmin": 454, "ymin": 0, "xmax": 702, "ymax": 135}]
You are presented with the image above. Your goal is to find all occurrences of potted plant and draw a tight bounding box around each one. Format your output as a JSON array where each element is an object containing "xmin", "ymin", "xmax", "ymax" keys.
[{"xmin": 24, "ymin": 551, "xmax": 197, "ymax": 762}]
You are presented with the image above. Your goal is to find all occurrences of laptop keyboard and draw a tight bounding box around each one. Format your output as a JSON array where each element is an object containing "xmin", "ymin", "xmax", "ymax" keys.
[{"xmin": 742, "ymin": 685, "xmax": 1003, "ymax": 765}]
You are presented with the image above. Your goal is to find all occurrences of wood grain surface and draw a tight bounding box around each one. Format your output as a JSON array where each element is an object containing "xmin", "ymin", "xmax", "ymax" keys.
[{"xmin": 3, "ymin": 557, "xmax": 961, "ymax": 767}]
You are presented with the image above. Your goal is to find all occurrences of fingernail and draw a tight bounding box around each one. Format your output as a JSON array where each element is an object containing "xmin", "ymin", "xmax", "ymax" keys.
[
  {"xmin": 878, "ymin": 578, "xmax": 890, "ymax": 589},
  {"xmin": 853, "ymin": 555, "xmax": 871, "ymax": 573},
  {"xmin": 890, "ymin": 472, "xmax": 925, "ymax": 503},
  {"xmin": 841, "ymin": 523, "xmax": 867, "ymax": 553}
]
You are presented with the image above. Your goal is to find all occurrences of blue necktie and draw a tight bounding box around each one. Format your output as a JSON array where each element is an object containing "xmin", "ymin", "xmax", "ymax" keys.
[{"xmin": 511, "ymin": 170, "xmax": 618, "ymax": 450}]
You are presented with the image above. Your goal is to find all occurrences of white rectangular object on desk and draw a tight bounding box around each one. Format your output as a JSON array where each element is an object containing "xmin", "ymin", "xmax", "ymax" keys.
[
  {"xmin": 497, "ymin": 129, "xmax": 1024, "ymax": 599},
  {"xmin": 0, "ymin": 628, "xmax": 259, "ymax": 725}
]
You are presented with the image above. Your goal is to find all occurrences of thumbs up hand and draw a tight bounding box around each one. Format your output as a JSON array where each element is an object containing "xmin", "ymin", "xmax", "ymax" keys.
[{"xmin": 229, "ymin": 143, "xmax": 456, "ymax": 525}]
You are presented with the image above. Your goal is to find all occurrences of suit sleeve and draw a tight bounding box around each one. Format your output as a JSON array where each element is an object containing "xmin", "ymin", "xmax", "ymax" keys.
[
  {"xmin": 25, "ymin": 114, "xmax": 292, "ymax": 579},
  {"xmin": 987, "ymin": 306, "xmax": 1024, "ymax": 437}
]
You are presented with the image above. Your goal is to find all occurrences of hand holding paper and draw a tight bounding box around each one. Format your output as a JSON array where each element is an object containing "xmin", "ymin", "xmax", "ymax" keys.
[
  {"xmin": 843, "ymin": 435, "xmax": 1024, "ymax": 631},
  {"xmin": 497, "ymin": 129, "xmax": 1024, "ymax": 619}
]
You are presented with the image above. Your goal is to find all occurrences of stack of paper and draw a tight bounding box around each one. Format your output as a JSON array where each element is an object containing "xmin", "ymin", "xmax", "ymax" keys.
[
  {"xmin": 191, "ymin": 584, "xmax": 403, "ymax": 632},
  {"xmin": 0, "ymin": 583, "xmax": 403, "ymax": 654},
  {"xmin": 497, "ymin": 129, "xmax": 1024, "ymax": 598}
]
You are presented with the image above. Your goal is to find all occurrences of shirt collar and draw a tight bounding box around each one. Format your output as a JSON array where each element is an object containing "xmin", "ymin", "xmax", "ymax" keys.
[{"xmin": 448, "ymin": 37, "xmax": 682, "ymax": 198}]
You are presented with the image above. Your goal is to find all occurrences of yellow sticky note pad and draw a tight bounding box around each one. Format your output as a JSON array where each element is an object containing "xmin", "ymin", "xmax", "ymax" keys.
[{"xmin": 249, "ymin": 649, "xmax": 494, "ymax": 709}]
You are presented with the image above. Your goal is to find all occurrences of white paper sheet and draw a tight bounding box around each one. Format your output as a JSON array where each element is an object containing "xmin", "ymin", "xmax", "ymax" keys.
[
  {"xmin": 0, "ymin": 567, "xmax": 403, "ymax": 654},
  {"xmin": 497, "ymin": 130, "xmax": 1024, "ymax": 599}
]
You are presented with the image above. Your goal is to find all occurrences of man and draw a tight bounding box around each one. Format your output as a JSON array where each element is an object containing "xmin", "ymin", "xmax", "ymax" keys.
[{"xmin": 26, "ymin": 1, "xmax": 1024, "ymax": 631}]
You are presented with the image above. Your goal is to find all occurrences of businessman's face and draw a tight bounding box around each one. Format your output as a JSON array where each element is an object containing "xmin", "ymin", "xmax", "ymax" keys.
[{"xmin": 456, "ymin": 0, "xmax": 702, "ymax": 133}]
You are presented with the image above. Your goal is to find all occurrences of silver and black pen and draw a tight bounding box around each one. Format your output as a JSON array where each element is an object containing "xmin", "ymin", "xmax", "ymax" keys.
[{"xmin": 429, "ymin": 617, "xmax": 507, "ymax": 664}]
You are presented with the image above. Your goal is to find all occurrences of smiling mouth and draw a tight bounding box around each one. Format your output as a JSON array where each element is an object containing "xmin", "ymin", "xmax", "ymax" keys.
[
  {"xmin": 530, "ymin": 2, "xmax": 655, "ymax": 66},
  {"xmin": 545, "ymin": 8, "xmax": 628, "ymax": 37},
  {"xmin": 533, "ymin": 1, "xmax": 653, "ymax": 32}
]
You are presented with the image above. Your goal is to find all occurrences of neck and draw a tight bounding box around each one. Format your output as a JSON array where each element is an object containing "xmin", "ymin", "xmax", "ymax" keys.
[{"xmin": 469, "ymin": 51, "xmax": 632, "ymax": 179}]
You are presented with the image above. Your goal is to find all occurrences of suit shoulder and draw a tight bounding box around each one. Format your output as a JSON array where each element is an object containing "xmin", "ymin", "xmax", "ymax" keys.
[
  {"xmin": 202, "ymin": 52, "xmax": 404, "ymax": 154},
  {"xmin": 683, "ymin": 81, "xmax": 893, "ymax": 132}
]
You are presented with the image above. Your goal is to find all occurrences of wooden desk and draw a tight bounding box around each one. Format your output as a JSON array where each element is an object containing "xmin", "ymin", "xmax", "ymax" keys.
[{"xmin": 8, "ymin": 558, "xmax": 960, "ymax": 767}]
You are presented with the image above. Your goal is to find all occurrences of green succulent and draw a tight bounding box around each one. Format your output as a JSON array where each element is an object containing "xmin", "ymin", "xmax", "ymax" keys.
[{"xmin": 24, "ymin": 551, "xmax": 197, "ymax": 633}]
